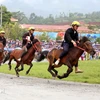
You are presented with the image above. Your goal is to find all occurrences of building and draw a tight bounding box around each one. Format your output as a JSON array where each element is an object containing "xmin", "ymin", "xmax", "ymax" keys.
[{"xmin": 20, "ymin": 24, "xmax": 93, "ymax": 33}]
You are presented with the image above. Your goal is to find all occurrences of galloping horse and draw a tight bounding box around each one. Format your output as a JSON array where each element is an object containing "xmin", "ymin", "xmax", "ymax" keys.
[
  {"xmin": 5, "ymin": 39, "xmax": 42, "ymax": 77},
  {"xmin": 0, "ymin": 42, "xmax": 4, "ymax": 65},
  {"xmin": 36, "ymin": 37, "xmax": 95, "ymax": 79}
]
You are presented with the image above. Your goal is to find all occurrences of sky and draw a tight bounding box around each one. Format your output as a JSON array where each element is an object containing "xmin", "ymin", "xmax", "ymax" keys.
[{"xmin": 0, "ymin": 0, "xmax": 100, "ymax": 17}]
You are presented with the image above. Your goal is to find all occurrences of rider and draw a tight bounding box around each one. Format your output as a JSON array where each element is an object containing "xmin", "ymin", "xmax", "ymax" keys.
[
  {"xmin": 55, "ymin": 21, "xmax": 83, "ymax": 73},
  {"xmin": 22, "ymin": 27, "xmax": 35, "ymax": 56},
  {"xmin": 0, "ymin": 31, "xmax": 6, "ymax": 47},
  {"xmin": 0, "ymin": 31, "xmax": 7, "ymax": 61}
]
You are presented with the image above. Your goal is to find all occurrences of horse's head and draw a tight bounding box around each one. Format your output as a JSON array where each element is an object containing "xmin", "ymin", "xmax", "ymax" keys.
[
  {"xmin": 80, "ymin": 36, "xmax": 95, "ymax": 56},
  {"xmin": 32, "ymin": 39, "xmax": 42, "ymax": 52},
  {"xmin": 36, "ymin": 50, "xmax": 49, "ymax": 62}
]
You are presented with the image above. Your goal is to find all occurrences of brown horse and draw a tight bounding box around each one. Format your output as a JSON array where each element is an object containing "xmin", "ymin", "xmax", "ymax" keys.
[
  {"xmin": 37, "ymin": 37, "xmax": 95, "ymax": 79},
  {"xmin": 0, "ymin": 42, "xmax": 4, "ymax": 65},
  {"xmin": 5, "ymin": 39, "xmax": 42, "ymax": 77}
]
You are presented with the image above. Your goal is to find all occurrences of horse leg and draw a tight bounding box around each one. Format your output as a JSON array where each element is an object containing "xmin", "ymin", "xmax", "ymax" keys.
[
  {"xmin": 48, "ymin": 55, "xmax": 60, "ymax": 78},
  {"xmin": 57, "ymin": 67, "xmax": 73, "ymax": 79},
  {"xmin": 52, "ymin": 65, "xmax": 58, "ymax": 77},
  {"xmin": 15, "ymin": 63, "xmax": 20, "ymax": 77},
  {"xmin": 17, "ymin": 62, "xmax": 24, "ymax": 72},
  {"xmin": 26, "ymin": 63, "xmax": 33, "ymax": 75},
  {"xmin": 8, "ymin": 57, "xmax": 13, "ymax": 70},
  {"xmin": 51, "ymin": 63, "xmax": 62, "ymax": 77},
  {"xmin": 48, "ymin": 64, "xmax": 57, "ymax": 77},
  {"xmin": 0, "ymin": 60, "xmax": 2, "ymax": 66}
]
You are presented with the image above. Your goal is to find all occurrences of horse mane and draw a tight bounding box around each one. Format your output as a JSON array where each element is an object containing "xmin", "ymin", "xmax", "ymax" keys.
[
  {"xmin": 0, "ymin": 42, "xmax": 3, "ymax": 46},
  {"xmin": 80, "ymin": 36, "xmax": 89, "ymax": 43},
  {"xmin": 32, "ymin": 39, "xmax": 39, "ymax": 44}
]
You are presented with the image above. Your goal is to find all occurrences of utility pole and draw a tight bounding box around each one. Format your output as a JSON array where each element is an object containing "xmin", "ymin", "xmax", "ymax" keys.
[{"xmin": 0, "ymin": 5, "xmax": 2, "ymax": 27}]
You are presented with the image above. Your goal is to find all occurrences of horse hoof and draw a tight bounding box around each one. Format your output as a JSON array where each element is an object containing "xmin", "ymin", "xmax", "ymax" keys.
[
  {"xmin": 26, "ymin": 71, "xmax": 28, "ymax": 75},
  {"xmin": 16, "ymin": 75, "xmax": 19, "ymax": 77},
  {"xmin": 57, "ymin": 75, "xmax": 62, "ymax": 79},
  {"xmin": 52, "ymin": 77, "xmax": 56, "ymax": 80}
]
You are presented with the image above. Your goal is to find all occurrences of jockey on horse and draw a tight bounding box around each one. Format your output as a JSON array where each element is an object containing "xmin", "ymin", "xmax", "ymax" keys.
[
  {"xmin": 3, "ymin": 27, "xmax": 38, "ymax": 63},
  {"xmin": 0, "ymin": 31, "xmax": 6, "ymax": 63},
  {"xmin": 55, "ymin": 21, "xmax": 83, "ymax": 73},
  {"xmin": 0, "ymin": 31, "xmax": 6, "ymax": 47},
  {"xmin": 21, "ymin": 27, "xmax": 35, "ymax": 57}
]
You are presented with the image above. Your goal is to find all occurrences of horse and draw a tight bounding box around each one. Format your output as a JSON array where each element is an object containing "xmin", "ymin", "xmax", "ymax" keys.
[
  {"xmin": 36, "ymin": 37, "xmax": 95, "ymax": 79},
  {"xmin": 4, "ymin": 39, "xmax": 42, "ymax": 77},
  {"xmin": 0, "ymin": 42, "xmax": 4, "ymax": 65}
]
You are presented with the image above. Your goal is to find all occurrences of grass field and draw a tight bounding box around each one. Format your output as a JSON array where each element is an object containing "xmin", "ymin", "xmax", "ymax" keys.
[{"xmin": 0, "ymin": 60, "xmax": 100, "ymax": 84}]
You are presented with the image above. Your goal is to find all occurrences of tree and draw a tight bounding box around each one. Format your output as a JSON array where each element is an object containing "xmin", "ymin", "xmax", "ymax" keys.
[
  {"xmin": 37, "ymin": 32, "xmax": 50, "ymax": 41},
  {"xmin": 3, "ymin": 23, "xmax": 26, "ymax": 39},
  {"xmin": 12, "ymin": 11, "xmax": 29, "ymax": 24},
  {"xmin": 56, "ymin": 36, "xmax": 62, "ymax": 40},
  {"xmin": 96, "ymin": 38, "xmax": 100, "ymax": 44},
  {"xmin": 88, "ymin": 25, "xmax": 96, "ymax": 30},
  {"xmin": 0, "ymin": 5, "xmax": 12, "ymax": 26},
  {"xmin": 29, "ymin": 13, "xmax": 44, "ymax": 24},
  {"xmin": 29, "ymin": 13, "xmax": 36, "ymax": 24}
]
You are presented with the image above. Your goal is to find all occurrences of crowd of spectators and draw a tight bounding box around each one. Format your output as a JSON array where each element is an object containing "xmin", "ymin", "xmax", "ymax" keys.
[{"xmin": 4, "ymin": 39, "xmax": 22, "ymax": 51}]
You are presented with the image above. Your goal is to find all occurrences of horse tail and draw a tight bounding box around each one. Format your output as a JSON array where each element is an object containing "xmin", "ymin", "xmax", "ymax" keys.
[
  {"xmin": 36, "ymin": 50, "xmax": 49, "ymax": 62},
  {"xmin": 3, "ymin": 52, "xmax": 11, "ymax": 63}
]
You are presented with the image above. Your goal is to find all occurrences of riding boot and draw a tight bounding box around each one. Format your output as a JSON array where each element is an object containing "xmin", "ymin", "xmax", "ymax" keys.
[{"xmin": 75, "ymin": 67, "xmax": 83, "ymax": 73}]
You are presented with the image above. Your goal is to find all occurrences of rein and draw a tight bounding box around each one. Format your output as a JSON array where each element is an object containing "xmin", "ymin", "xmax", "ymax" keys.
[{"xmin": 76, "ymin": 46, "xmax": 86, "ymax": 51}]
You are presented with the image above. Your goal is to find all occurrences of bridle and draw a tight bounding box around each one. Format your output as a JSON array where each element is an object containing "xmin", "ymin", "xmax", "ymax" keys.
[
  {"xmin": 32, "ymin": 42, "xmax": 41, "ymax": 52},
  {"xmin": 76, "ymin": 41, "xmax": 90, "ymax": 52}
]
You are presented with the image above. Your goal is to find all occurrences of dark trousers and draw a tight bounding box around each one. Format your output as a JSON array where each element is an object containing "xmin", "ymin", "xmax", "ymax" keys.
[
  {"xmin": 26, "ymin": 43, "xmax": 32, "ymax": 49},
  {"xmin": 59, "ymin": 42, "xmax": 69, "ymax": 59},
  {"xmin": 22, "ymin": 43, "xmax": 32, "ymax": 49},
  {"xmin": 21, "ymin": 43, "xmax": 32, "ymax": 57}
]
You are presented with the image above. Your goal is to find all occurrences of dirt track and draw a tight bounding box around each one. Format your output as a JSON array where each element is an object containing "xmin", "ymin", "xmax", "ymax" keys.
[{"xmin": 0, "ymin": 73, "xmax": 100, "ymax": 100}]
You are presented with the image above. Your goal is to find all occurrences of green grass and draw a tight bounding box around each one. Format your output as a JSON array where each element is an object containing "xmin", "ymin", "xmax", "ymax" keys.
[{"xmin": 0, "ymin": 60, "xmax": 100, "ymax": 84}]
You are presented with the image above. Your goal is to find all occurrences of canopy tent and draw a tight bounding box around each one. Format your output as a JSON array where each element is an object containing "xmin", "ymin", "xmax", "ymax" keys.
[{"xmin": 80, "ymin": 33, "xmax": 100, "ymax": 38}]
